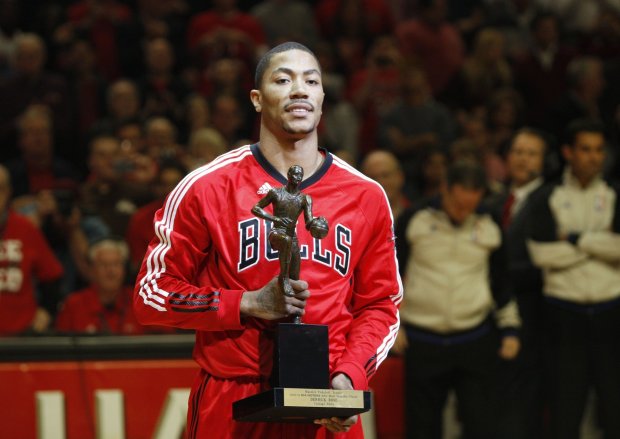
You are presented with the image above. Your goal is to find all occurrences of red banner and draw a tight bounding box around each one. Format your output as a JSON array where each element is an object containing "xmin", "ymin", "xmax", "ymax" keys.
[
  {"xmin": 0, "ymin": 359, "xmax": 198, "ymax": 439},
  {"xmin": 0, "ymin": 356, "xmax": 404, "ymax": 438}
]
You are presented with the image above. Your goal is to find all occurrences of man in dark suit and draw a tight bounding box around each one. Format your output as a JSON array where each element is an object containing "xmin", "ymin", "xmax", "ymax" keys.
[{"xmin": 491, "ymin": 127, "xmax": 548, "ymax": 439}]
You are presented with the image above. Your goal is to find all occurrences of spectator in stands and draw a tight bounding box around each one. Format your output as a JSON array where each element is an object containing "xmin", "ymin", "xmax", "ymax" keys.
[
  {"xmin": 393, "ymin": 161, "xmax": 521, "ymax": 439},
  {"xmin": 6, "ymin": 105, "xmax": 99, "ymax": 296},
  {"xmin": 61, "ymin": 38, "xmax": 107, "ymax": 172},
  {"xmin": 0, "ymin": 33, "xmax": 71, "ymax": 161},
  {"xmin": 195, "ymin": 56, "xmax": 253, "ymax": 104},
  {"xmin": 113, "ymin": 117, "xmax": 158, "ymax": 184},
  {"xmin": 0, "ymin": 0, "xmax": 23, "ymax": 75},
  {"xmin": 182, "ymin": 94, "xmax": 211, "ymax": 140},
  {"xmin": 361, "ymin": 150, "xmax": 410, "ymax": 220},
  {"xmin": 448, "ymin": 27, "xmax": 513, "ymax": 111},
  {"xmin": 7, "ymin": 105, "xmax": 79, "ymax": 217},
  {"xmin": 117, "ymin": 0, "xmax": 189, "ymax": 79},
  {"xmin": 395, "ymin": 0, "xmax": 465, "ymax": 95},
  {"xmin": 513, "ymin": 12, "xmax": 574, "ymax": 127},
  {"xmin": 346, "ymin": 35, "xmax": 403, "ymax": 156},
  {"xmin": 546, "ymin": 56, "xmax": 606, "ymax": 149},
  {"xmin": 486, "ymin": 88, "xmax": 526, "ymax": 155},
  {"xmin": 90, "ymin": 79, "xmax": 141, "ymax": 138},
  {"xmin": 526, "ymin": 119, "xmax": 620, "ymax": 439},
  {"xmin": 138, "ymin": 37, "xmax": 191, "ymax": 125},
  {"xmin": 63, "ymin": 0, "xmax": 132, "ymax": 81},
  {"xmin": 210, "ymin": 93, "xmax": 251, "ymax": 146},
  {"xmin": 183, "ymin": 127, "xmax": 227, "ymax": 171},
  {"xmin": 316, "ymin": 0, "xmax": 394, "ymax": 39},
  {"xmin": 56, "ymin": 238, "xmax": 149, "ymax": 335},
  {"xmin": 581, "ymin": 6, "xmax": 620, "ymax": 61},
  {"xmin": 186, "ymin": 0, "xmax": 266, "ymax": 70},
  {"xmin": 490, "ymin": 128, "xmax": 549, "ymax": 439},
  {"xmin": 452, "ymin": 113, "xmax": 507, "ymax": 191},
  {"xmin": 315, "ymin": 41, "xmax": 360, "ymax": 160},
  {"xmin": 251, "ymin": 0, "xmax": 320, "ymax": 49},
  {"xmin": 115, "ymin": 117, "xmax": 146, "ymax": 156},
  {"xmin": 0, "ymin": 164, "xmax": 63, "ymax": 336},
  {"xmin": 144, "ymin": 116, "xmax": 186, "ymax": 164},
  {"xmin": 378, "ymin": 64, "xmax": 456, "ymax": 188},
  {"xmin": 79, "ymin": 135, "xmax": 151, "ymax": 237},
  {"xmin": 315, "ymin": 0, "xmax": 394, "ymax": 78},
  {"xmin": 126, "ymin": 160, "xmax": 187, "ymax": 272}
]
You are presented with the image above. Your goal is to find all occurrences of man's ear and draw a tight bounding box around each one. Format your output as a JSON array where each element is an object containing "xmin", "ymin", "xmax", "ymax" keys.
[
  {"xmin": 561, "ymin": 144, "xmax": 572, "ymax": 163},
  {"xmin": 250, "ymin": 89, "xmax": 262, "ymax": 112}
]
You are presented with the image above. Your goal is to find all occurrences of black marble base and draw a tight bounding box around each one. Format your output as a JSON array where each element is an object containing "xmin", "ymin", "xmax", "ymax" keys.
[
  {"xmin": 232, "ymin": 387, "xmax": 372, "ymax": 423},
  {"xmin": 270, "ymin": 322, "xmax": 329, "ymax": 389}
]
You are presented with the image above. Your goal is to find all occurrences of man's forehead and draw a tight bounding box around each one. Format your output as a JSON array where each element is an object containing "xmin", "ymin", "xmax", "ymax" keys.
[
  {"xmin": 512, "ymin": 135, "xmax": 543, "ymax": 151},
  {"xmin": 575, "ymin": 131, "xmax": 604, "ymax": 144},
  {"xmin": 268, "ymin": 50, "xmax": 321, "ymax": 74}
]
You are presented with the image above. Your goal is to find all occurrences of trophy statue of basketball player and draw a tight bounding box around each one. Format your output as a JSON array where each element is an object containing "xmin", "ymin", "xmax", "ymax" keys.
[{"xmin": 251, "ymin": 165, "xmax": 328, "ymax": 323}]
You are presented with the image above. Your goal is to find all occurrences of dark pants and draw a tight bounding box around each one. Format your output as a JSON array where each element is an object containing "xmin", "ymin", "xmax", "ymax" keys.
[
  {"xmin": 544, "ymin": 299, "xmax": 620, "ymax": 439},
  {"xmin": 496, "ymin": 292, "xmax": 545, "ymax": 439},
  {"xmin": 404, "ymin": 324, "xmax": 500, "ymax": 439}
]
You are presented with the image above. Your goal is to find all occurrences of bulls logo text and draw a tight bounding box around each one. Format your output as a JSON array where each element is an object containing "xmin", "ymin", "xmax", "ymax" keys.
[{"xmin": 237, "ymin": 218, "xmax": 351, "ymax": 276}]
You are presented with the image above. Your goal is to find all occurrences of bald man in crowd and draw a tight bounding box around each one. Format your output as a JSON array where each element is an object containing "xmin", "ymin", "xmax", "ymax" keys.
[{"xmin": 361, "ymin": 150, "xmax": 411, "ymax": 220}]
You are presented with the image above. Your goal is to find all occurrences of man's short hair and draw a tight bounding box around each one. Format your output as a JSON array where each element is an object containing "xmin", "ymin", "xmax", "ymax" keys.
[
  {"xmin": 446, "ymin": 161, "xmax": 487, "ymax": 191},
  {"xmin": 88, "ymin": 237, "xmax": 129, "ymax": 263},
  {"xmin": 17, "ymin": 105, "xmax": 53, "ymax": 132},
  {"xmin": 254, "ymin": 42, "xmax": 320, "ymax": 89},
  {"xmin": 565, "ymin": 118, "xmax": 606, "ymax": 146},
  {"xmin": 510, "ymin": 127, "xmax": 551, "ymax": 154}
]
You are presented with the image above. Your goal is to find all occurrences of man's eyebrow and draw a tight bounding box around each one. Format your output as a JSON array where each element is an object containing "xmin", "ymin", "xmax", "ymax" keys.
[{"xmin": 271, "ymin": 67, "xmax": 321, "ymax": 76}]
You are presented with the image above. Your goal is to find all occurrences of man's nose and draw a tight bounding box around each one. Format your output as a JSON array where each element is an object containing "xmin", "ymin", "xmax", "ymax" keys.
[{"xmin": 290, "ymin": 79, "xmax": 309, "ymax": 98}]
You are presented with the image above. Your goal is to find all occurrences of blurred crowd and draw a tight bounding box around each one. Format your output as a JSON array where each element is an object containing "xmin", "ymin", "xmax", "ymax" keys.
[{"xmin": 0, "ymin": 0, "xmax": 619, "ymax": 436}]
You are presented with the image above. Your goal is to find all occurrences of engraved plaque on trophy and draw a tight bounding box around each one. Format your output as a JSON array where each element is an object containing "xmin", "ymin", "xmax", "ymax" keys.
[{"xmin": 232, "ymin": 165, "xmax": 371, "ymax": 423}]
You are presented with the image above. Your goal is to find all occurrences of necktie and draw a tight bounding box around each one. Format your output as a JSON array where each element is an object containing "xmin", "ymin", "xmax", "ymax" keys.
[{"xmin": 502, "ymin": 192, "xmax": 515, "ymax": 229}]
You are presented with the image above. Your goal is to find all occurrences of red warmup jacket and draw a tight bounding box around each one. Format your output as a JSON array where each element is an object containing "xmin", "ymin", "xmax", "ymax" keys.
[{"xmin": 134, "ymin": 144, "xmax": 402, "ymax": 438}]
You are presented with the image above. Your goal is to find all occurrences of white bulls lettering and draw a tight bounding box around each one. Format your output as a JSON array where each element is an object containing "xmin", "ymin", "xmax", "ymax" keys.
[{"xmin": 238, "ymin": 218, "xmax": 352, "ymax": 276}]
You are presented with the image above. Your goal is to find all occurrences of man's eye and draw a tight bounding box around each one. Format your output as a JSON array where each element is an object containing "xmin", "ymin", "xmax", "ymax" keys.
[
  {"xmin": 276, "ymin": 78, "xmax": 289, "ymax": 84},
  {"xmin": 307, "ymin": 79, "xmax": 319, "ymax": 85}
]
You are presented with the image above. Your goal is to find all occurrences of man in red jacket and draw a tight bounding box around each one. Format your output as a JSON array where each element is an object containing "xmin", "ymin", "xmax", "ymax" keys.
[{"xmin": 134, "ymin": 42, "xmax": 402, "ymax": 438}]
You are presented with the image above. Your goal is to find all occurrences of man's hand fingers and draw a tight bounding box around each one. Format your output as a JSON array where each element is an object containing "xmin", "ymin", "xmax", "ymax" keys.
[
  {"xmin": 285, "ymin": 297, "xmax": 307, "ymax": 312},
  {"xmin": 289, "ymin": 279, "xmax": 310, "ymax": 300},
  {"xmin": 314, "ymin": 416, "xmax": 356, "ymax": 433},
  {"xmin": 289, "ymin": 279, "xmax": 309, "ymax": 291}
]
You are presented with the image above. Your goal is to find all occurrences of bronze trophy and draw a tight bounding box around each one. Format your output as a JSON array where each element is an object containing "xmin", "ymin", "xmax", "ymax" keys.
[{"xmin": 232, "ymin": 165, "xmax": 371, "ymax": 423}]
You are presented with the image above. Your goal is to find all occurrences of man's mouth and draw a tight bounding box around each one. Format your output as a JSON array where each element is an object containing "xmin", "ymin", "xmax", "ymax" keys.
[{"xmin": 285, "ymin": 102, "xmax": 314, "ymax": 115}]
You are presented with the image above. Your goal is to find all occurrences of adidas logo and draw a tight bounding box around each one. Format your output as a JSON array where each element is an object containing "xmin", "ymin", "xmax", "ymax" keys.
[{"xmin": 257, "ymin": 182, "xmax": 272, "ymax": 195}]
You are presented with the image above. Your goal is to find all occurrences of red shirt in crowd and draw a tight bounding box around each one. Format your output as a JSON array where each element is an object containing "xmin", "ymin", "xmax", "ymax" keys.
[
  {"xmin": 56, "ymin": 286, "xmax": 146, "ymax": 335},
  {"xmin": 186, "ymin": 10, "xmax": 266, "ymax": 51},
  {"xmin": 0, "ymin": 211, "xmax": 63, "ymax": 335}
]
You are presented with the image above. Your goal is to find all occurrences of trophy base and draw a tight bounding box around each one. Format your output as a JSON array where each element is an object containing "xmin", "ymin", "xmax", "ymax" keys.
[{"xmin": 233, "ymin": 387, "xmax": 371, "ymax": 423}]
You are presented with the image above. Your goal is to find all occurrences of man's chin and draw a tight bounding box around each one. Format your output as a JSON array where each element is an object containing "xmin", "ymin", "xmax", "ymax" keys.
[{"xmin": 283, "ymin": 124, "xmax": 315, "ymax": 136}]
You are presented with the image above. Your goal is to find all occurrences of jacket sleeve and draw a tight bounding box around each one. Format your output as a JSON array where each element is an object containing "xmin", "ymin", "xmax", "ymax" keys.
[
  {"xmin": 331, "ymin": 193, "xmax": 402, "ymax": 390},
  {"xmin": 577, "ymin": 231, "xmax": 620, "ymax": 262},
  {"xmin": 577, "ymin": 188, "xmax": 620, "ymax": 261},
  {"xmin": 526, "ymin": 185, "xmax": 588, "ymax": 269},
  {"xmin": 133, "ymin": 181, "xmax": 245, "ymax": 332},
  {"xmin": 485, "ymin": 214, "xmax": 521, "ymax": 333}
]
